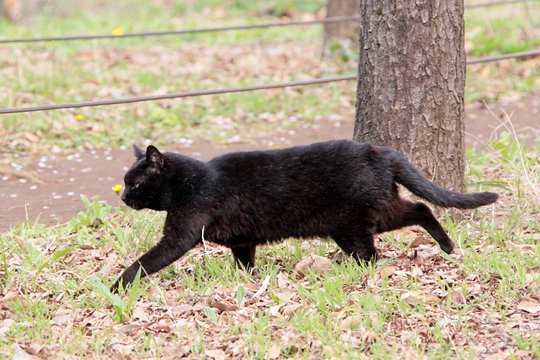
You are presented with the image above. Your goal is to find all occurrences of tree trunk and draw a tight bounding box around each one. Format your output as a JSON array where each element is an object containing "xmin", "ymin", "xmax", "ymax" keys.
[
  {"xmin": 323, "ymin": 0, "xmax": 361, "ymax": 51},
  {"xmin": 353, "ymin": 1, "xmax": 466, "ymax": 194},
  {"xmin": 1, "ymin": 0, "xmax": 44, "ymax": 20}
]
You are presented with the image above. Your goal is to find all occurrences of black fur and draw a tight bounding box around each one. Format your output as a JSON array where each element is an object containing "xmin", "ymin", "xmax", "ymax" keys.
[{"xmin": 111, "ymin": 140, "xmax": 498, "ymax": 291}]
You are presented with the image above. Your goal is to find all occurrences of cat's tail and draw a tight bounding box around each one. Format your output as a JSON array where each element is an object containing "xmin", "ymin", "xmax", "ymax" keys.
[{"xmin": 390, "ymin": 150, "xmax": 498, "ymax": 209}]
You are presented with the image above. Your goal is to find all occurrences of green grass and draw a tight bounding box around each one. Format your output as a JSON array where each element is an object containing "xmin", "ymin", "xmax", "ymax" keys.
[{"xmin": 0, "ymin": 136, "xmax": 538, "ymax": 358}]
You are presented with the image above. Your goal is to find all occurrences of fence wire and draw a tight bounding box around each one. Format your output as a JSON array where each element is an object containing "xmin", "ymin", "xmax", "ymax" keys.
[
  {"xmin": 0, "ymin": 16, "xmax": 360, "ymax": 44},
  {"xmin": 1, "ymin": 49, "xmax": 538, "ymax": 115},
  {"xmin": 0, "ymin": 0, "xmax": 537, "ymax": 45}
]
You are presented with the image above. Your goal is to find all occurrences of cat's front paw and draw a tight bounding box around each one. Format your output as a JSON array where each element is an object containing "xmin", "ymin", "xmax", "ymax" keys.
[
  {"xmin": 110, "ymin": 279, "xmax": 121, "ymax": 294},
  {"xmin": 440, "ymin": 241, "xmax": 454, "ymax": 255}
]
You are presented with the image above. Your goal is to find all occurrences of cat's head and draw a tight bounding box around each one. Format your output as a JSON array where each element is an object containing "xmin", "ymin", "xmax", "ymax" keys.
[{"xmin": 121, "ymin": 145, "xmax": 172, "ymax": 211}]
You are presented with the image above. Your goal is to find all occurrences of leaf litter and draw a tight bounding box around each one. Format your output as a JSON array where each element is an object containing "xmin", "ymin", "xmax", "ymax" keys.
[{"xmin": 1, "ymin": 190, "xmax": 539, "ymax": 359}]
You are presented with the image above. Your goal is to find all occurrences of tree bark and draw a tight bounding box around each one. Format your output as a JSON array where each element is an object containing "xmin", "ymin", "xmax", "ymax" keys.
[
  {"xmin": 323, "ymin": 0, "xmax": 361, "ymax": 48},
  {"xmin": 1, "ymin": 0, "xmax": 44, "ymax": 20},
  {"xmin": 353, "ymin": 1, "xmax": 466, "ymax": 193}
]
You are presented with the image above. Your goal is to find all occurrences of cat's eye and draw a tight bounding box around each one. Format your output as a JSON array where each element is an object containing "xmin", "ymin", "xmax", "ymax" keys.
[{"xmin": 132, "ymin": 182, "xmax": 143, "ymax": 189}]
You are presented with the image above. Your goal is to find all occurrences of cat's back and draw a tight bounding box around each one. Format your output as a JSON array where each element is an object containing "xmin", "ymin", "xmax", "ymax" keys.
[{"xmin": 207, "ymin": 140, "xmax": 376, "ymax": 182}]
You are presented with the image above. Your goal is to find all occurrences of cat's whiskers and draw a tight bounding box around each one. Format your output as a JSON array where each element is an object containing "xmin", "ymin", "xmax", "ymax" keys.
[{"xmin": 201, "ymin": 225, "xmax": 209, "ymax": 254}]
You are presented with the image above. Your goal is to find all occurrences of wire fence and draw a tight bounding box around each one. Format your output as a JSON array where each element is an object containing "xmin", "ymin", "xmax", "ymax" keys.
[
  {"xmin": 0, "ymin": 0, "xmax": 537, "ymax": 45},
  {"xmin": 1, "ymin": 49, "xmax": 538, "ymax": 115},
  {"xmin": 0, "ymin": 16, "xmax": 360, "ymax": 44},
  {"xmin": 465, "ymin": 0, "xmax": 536, "ymax": 8}
]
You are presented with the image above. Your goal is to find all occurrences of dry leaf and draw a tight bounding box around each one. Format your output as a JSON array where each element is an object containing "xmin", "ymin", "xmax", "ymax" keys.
[
  {"xmin": 154, "ymin": 319, "xmax": 173, "ymax": 333},
  {"xmin": 400, "ymin": 292, "xmax": 439, "ymax": 305},
  {"xmin": 269, "ymin": 304, "xmax": 284, "ymax": 317},
  {"xmin": 278, "ymin": 329, "xmax": 300, "ymax": 347},
  {"xmin": 380, "ymin": 265, "xmax": 395, "ymax": 277},
  {"xmin": 21, "ymin": 343, "xmax": 43, "ymax": 356},
  {"xmin": 340, "ymin": 316, "xmax": 363, "ymax": 332},
  {"xmin": 132, "ymin": 307, "xmax": 150, "ymax": 322},
  {"xmin": 422, "ymin": 294, "xmax": 441, "ymax": 304},
  {"xmin": 51, "ymin": 314, "xmax": 70, "ymax": 326},
  {"xmin": 517, "ymin": 299, "xmax": 540, "ymax": 314},
  {"xmin": 281, "ymin": 303, "xmax": 302, "ymax": 315},
  {"xmin": 205, "ymin": 349, "xmax": 226, "ymax": 360},
  {"xmin": 0, "ymin": 318, "xmax": 14, "ymax": 337},
  {"xmin": 414, "ymin": 244, "xmax": 440, "ymax": 259},
  {"xmin": 115, "ymin": 323, "xmax": 141, "ymax": 334},
  {"xmin": 295, "ymin": 255, "xmax": 332, "ymax": 277},
  {"xmin": 274, "ymin": 273, "xmax": 289, "ymax": 288},
  {"xmin": 243, "ymin": 283, "xmax": 260, "ymax": 292},
  {"xmin": 12, "ymin": 345, "xmax": 35, "ymax": 360},
  {"xmin": 410, "ymin": 236, "xmax": 432, "ymax": 248},
  {"xmin": 101, "ymin": 240, "xmax": 115, "ymax": 254},
  {"xmin": 208, "ymin": 295, "xmax": 238, "ymax": 313},
  {"xmin": 401, "ymin": 292, "xmax": 422, "ymax": 306},
  {"xmin": 267, "ymin": 343, "xmax": 281, "ymax": 359},
  {"xmin": 450, "ymin": 290, "xmax": 466, "ymax": 305}
]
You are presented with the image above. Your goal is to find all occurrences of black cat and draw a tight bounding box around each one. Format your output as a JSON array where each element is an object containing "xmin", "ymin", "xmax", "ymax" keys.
[{"xmin": 111, "ymin": 140, "xmax": 497, "ymax": 292}]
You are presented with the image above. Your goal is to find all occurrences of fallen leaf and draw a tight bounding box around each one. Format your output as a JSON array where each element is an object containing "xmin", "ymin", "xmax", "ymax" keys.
[
  {"xmin": 450, "ymin": 290, "xmax": 466, "ymax": 305},
  {"xmin": 422, "ymin": 294, "xmax": 441, "ymax": 304},
  {"xmin": 278, "ymin": 329, "xmax": 300, "ymax": 347},
  {"xmin": 267, "ymin": 343, "xmax": 281, "ymax": 359},
  {"xmin": 410, "ymin": 235, "xmax": 432, "ymax": 248},
  {"xmin": 340, "ymin": 316, "xmax": 363, "ymax": 332},
  {"xmin": 517, "ymin": 299, "xmax": 540, "ymax": 314},
  {"xmin": 208, "ymin": 294, "xmax": 238, "ymax": 312},
  {"xmin": 205, "ymin": 349, "xmax": 226, "ymax": 360},
  {"xmin": 21, "ymin": 343, "xmax": 42, "ymax": 356},
  {"xmin": 414, "ymin": 244, "xmax": 440, "ymax": 259},
  {"xmin": 401, "ymin": 292, "xmax": 422, "ymax": 306},
  {"xmin": 295, "ymin": 255, "xmax": 332, "ymax": 277},
  {"xmin": 115, "ymin": 323, "xmax": 141, "ymax": 334},
  {"xmin": 243, "ymin": 283, "xmax": 259, "ymax": 292},
  {"xmin": 281, "ymin": 303, "xmax": 302, "ymax": 315},
  {"xmin": 51, "ymin": 314, "xmax": 70, "ymax": 326},
  {"xmin": 0, "ymin": 318, "xmax": 14, "ymax": 337},
  {"xmin": 400, "ymin": 292, "xmax": 440, "ymax": 305},
  {"xmin": 12, "ymin": 345, "xmax": 35, "ymax": 360},
  {"xmin": 154, "ymin": 318, "xmax": 173, "ymax": 333},
  {"xmin": 132, "ymin": 306, "xmax": 150, "ymax": 322},
  {"xmin": 162, "ymin": 344, "xmax": 190, "ymax": 358},
  {"xmin": 380, "ymin": 265, "xmax": 395, "ymax": 277},
  {"xmin": 274, "ymin": 273, "xmax": 289, "ymax": 288},
  {"xmin": 269, "ymin": 304, "xmax": 284, "ymax": 317},
  {"xmin": 101, "ymin": 240, "xmax": 115, "ymax": 253}
]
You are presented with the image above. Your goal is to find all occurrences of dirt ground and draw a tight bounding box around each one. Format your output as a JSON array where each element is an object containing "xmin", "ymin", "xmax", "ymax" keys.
[{"xmin": 1, "ymin": 95, "xmax": 538, "ymax": 231}]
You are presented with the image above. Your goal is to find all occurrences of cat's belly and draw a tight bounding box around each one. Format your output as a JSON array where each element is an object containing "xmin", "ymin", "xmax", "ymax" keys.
[{"xmin": 202, "ymin": 212, "xmax": 339, "ymax": 248}]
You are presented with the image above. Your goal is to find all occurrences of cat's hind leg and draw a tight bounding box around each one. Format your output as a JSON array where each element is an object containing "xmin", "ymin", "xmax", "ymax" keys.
[
  {"xmin": 377, "ymin": 199, "xmax": 454, "ymax": 254},
  {"xmin": 231, "ymin": 245, "xmax": 256, "ymax": 270}
]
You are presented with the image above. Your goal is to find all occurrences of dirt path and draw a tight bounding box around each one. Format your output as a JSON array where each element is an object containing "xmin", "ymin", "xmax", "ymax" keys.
[{"xmin": 1, "ymin": 95, "xmax": 538, "ymax": 231}]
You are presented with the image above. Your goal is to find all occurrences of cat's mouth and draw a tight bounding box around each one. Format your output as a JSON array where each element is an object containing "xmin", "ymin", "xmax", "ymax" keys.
[{"xmin": 124, "ymin": 200, "xmax": 143, "ymax": 210}]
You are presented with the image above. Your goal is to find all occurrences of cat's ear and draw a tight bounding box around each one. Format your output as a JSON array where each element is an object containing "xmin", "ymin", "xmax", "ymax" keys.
[
  {"xmin": 133, "ymin": 144, "xmax": 145, "ymax": 160},
  {"xmin": 146, "ymin": 145, "xmax": 165, "ymax": 171}
]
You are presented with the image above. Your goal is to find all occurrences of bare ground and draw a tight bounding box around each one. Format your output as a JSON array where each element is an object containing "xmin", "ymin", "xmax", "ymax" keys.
[{"xmin": 0, "ymin": 94, "xmax": 539, "ymax": 231}]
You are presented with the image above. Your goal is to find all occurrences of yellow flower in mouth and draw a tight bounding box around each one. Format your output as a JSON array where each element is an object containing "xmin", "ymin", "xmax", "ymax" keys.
[
  {"xmin": 112, "ymin": 184, "xmax": 123, "ymax": 195},
  {"xmin": 74, "ymin": 114, "xmax": 84, "ymax": 121},
  {"xmin": 111, "ymin": 27, "xmax": 124, "ymax": 36}
]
